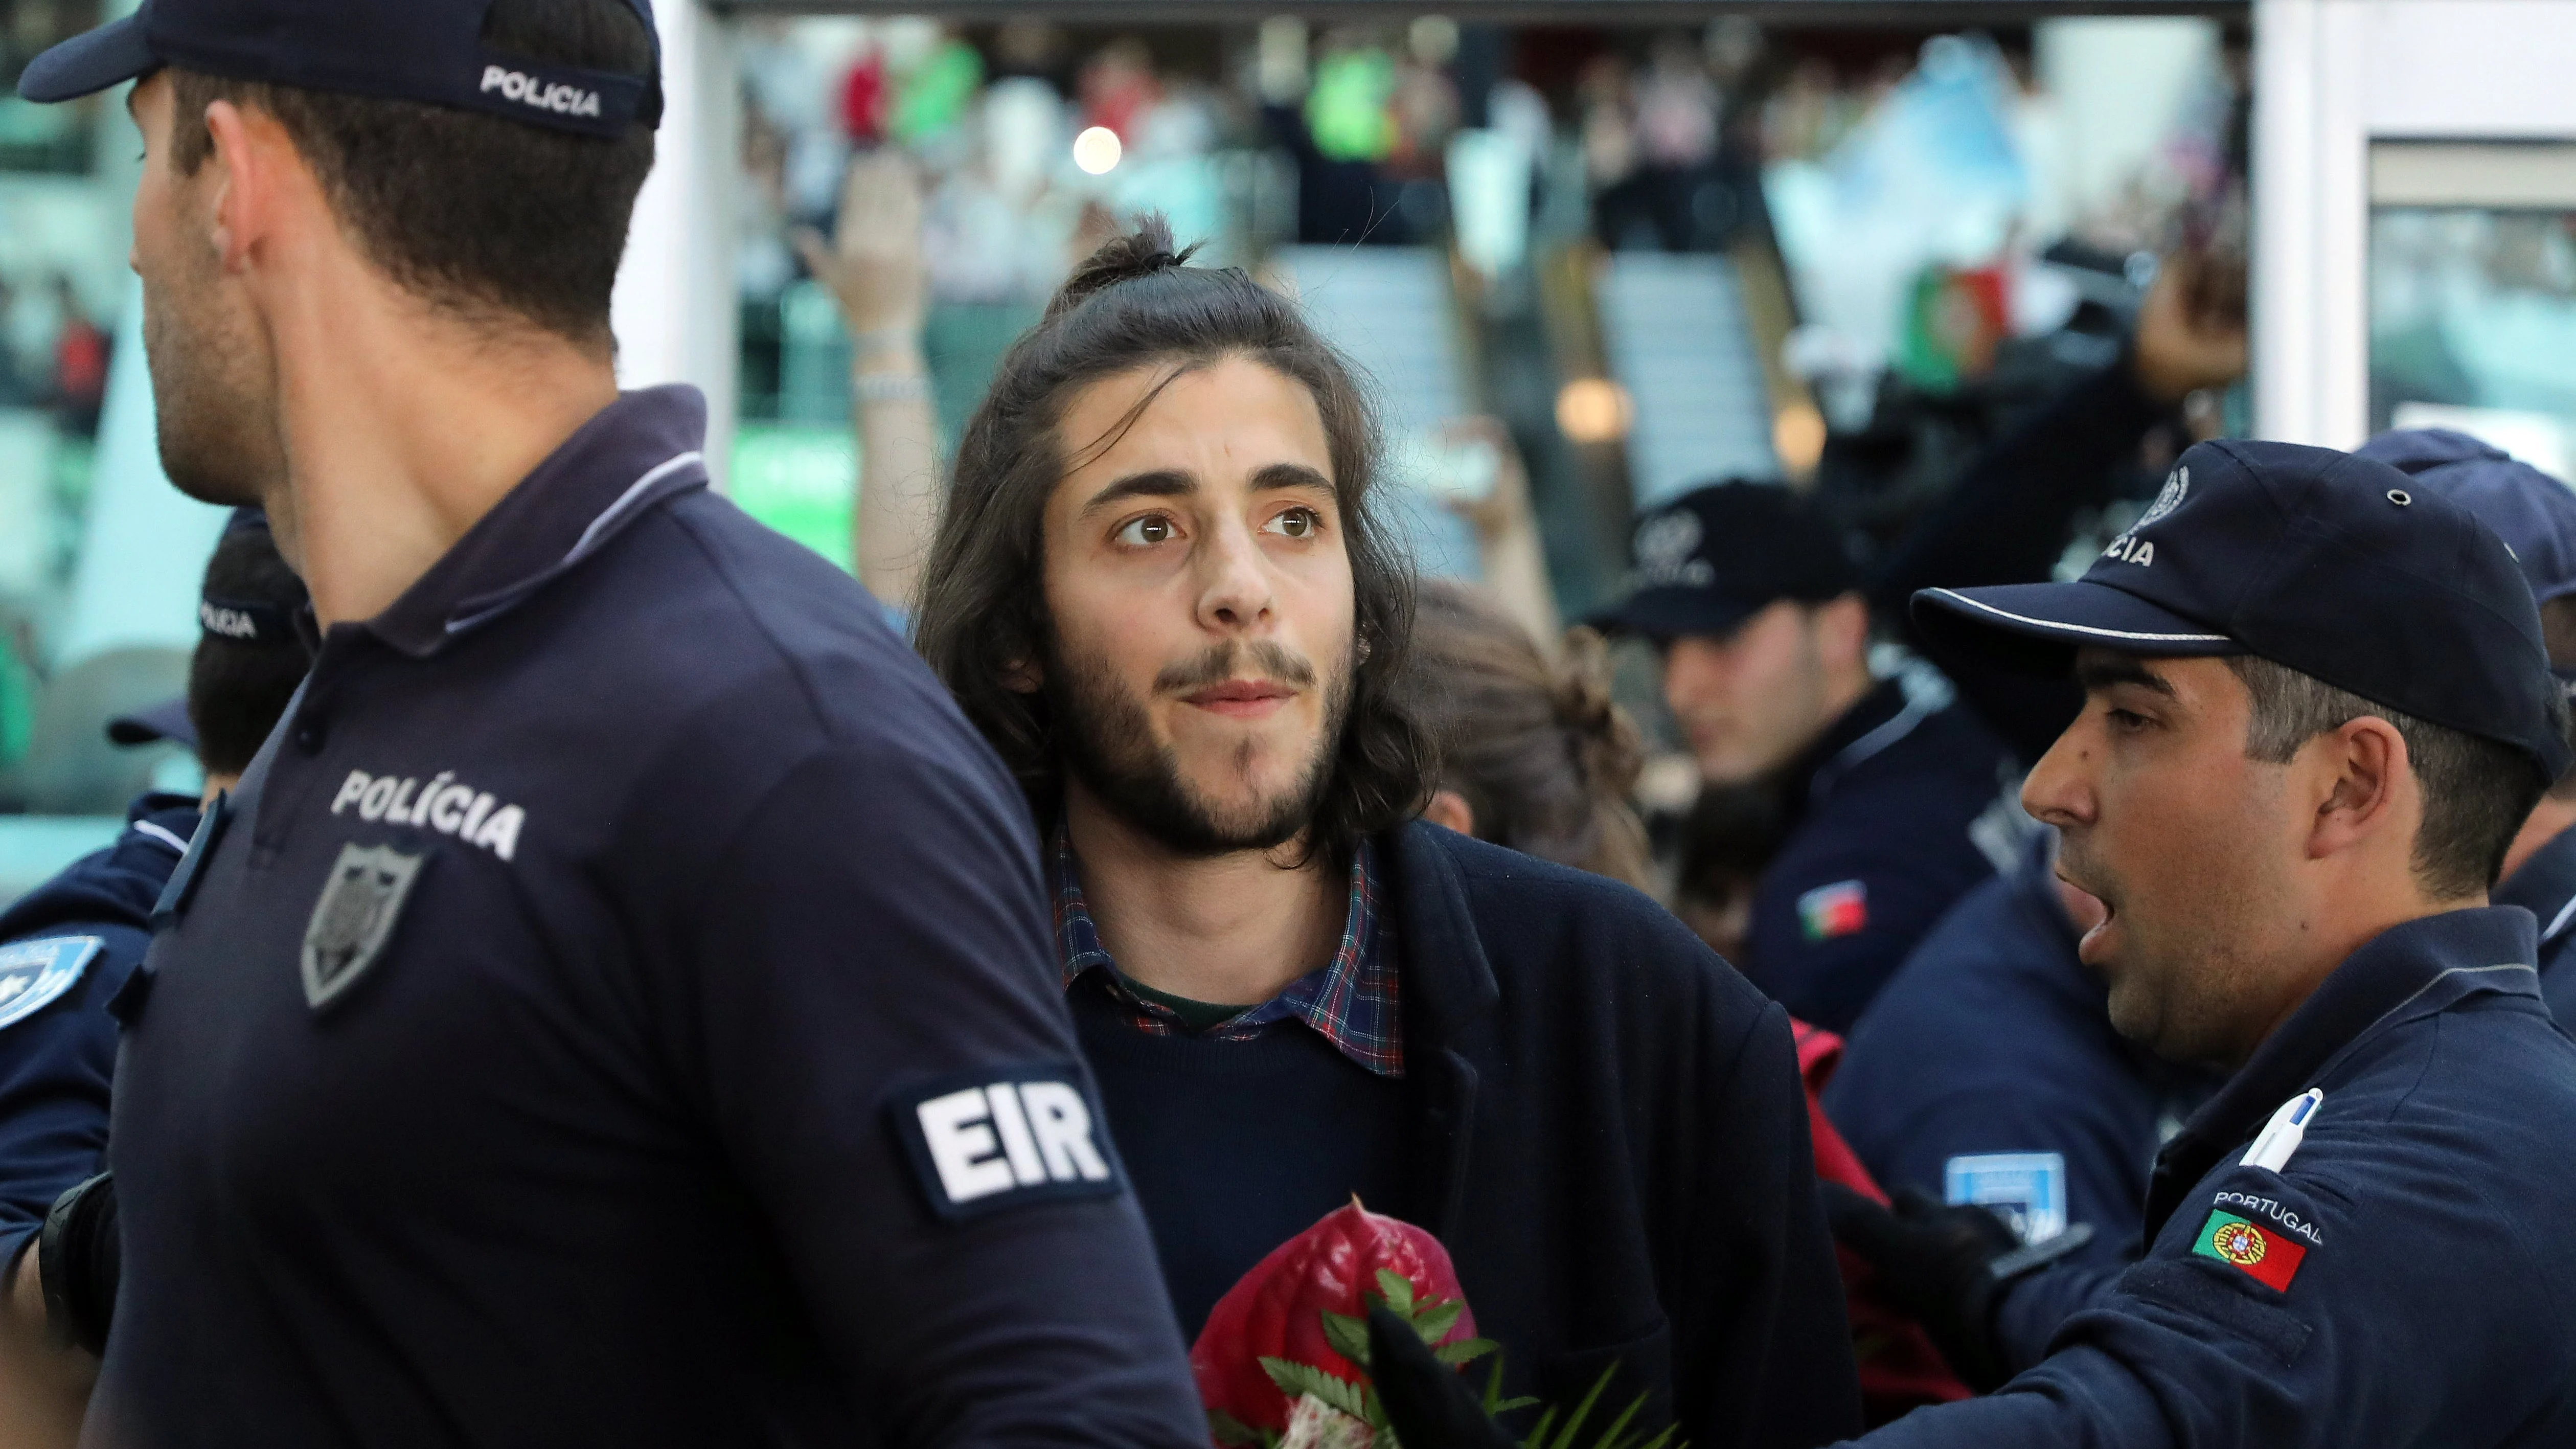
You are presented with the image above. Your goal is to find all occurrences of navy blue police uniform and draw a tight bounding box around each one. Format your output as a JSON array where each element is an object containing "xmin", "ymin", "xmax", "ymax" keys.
[
  {"xmin": 0, "ymin": 793, "xmax": 195, "ymax": 1273},
  {"xmin": 1742, "ymin": 662, "xmax": 2026, "ymax": 1033},
  {"xmin": 2355, "ymin": 426, "xmax": 2576, "ymax": 1029},
  {"xmin": 1848, "ymin": 437, "xmax": 2576, "ymax": 1445},
  {"xmin": 1825, "ymin": 828, "xmax": 2215, "ymax": 1373},
  {"xmin": 1848, "ymin": 908, "xmax": 2576, "ymax": 1447},
  {"xmin": 86, "ymin": 389, "xmax": 1205, "ymax": 1446},
  {"xmin": 1594, "ymin": 484, "xmax": 2026, "ymax": 1033},
  {"xmin": 2493, "ymin": 822, "xmax": 2576, "ymax": 1023}
]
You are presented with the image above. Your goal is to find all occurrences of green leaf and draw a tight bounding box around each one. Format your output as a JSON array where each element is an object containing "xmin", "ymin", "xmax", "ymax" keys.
[
  {"xmin": 1319, "ymin": 1310, "xmax": 1373, "ymax": 1369},
  {"xmin": 1519, "ymin": 1407, "xmax": 1560, "ymax": 1449},
  {"xmin": 1433, "ymin": 1337, "xmax": 1497, "ymax": 1367},
  {"xmin": 1205, "ymin": 1409, "xmax": 1276, "ymax": 1448},
  {"xmin": 1412, "ymin": 1300, "xmax": 1465, "ymax": 1344},
  {"xmin": 1585, "ymin": 1391, "xmax": 1646, "ymax": 1449},
  {"xmin": 1374, "ymin": 1269, "xmax": 1416, "ymax": 1316},
  {"xmin": 1259, "ymin": 1359, "xmax": 1368, "ymax": 1424},
  {"xmin": 1544, "ymin": 1365, "xmax": 1616, "ymax": 1449},
  {"xmin": 1309, "ymin": 1374, "xmax": 1370, "ymax": 1422}
]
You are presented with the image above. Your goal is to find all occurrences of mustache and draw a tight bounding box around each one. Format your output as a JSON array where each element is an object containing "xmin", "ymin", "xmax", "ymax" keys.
[{"xmin": 1154, "ymin": 639, "xmax": 1318, "ymax": 695}]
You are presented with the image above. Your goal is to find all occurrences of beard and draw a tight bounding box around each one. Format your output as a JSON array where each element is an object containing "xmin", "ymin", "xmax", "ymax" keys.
[
  {"xmin": 1045, "ymin": 628, "xmax": 1353, "ymax": 859},
  {"xmin": 140, "ymin": 256, "xmax": 279, "ymax": 508}
]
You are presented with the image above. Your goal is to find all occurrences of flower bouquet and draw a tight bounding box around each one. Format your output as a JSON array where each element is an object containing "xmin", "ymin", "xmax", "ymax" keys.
[{"xmin": 1191, "ymin": 1201, "xmax": 1680, "ymax": 1449}]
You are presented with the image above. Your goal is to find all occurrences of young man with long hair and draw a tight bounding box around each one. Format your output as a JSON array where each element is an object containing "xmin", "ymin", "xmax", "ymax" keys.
[{"xmin": 914, "ymin": 220, "xmax": 1863, "ymax": 1449}]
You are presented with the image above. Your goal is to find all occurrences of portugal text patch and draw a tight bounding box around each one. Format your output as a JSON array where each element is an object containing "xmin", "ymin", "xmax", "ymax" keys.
[{"xmin": 2194, "ymin": 1208, "xmax": 2308, "ymax": 1292}]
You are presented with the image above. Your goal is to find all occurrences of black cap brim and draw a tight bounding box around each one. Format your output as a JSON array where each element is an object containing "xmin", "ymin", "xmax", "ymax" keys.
[
  {"xmin": 1585, "ymin": 587, "xmax": 1763, "ymax": 642},
  {"xmin": 1912, "ymin": 581, "xmax": 2244, "ymax": 674},
  {"xmin": 20, "ymin": 14, "xmax": 159, "ymax": 103},
  {"xmin": 105, "ymin": 696, "xmax": 196, "ymax": 751}
]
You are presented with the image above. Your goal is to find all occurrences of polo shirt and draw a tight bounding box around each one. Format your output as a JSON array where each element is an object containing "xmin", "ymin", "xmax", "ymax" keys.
[
  {"xmin": 90, "ymin": 387, "xmax": 1204, "ymax": 1449},
  {"xmin": 1843, "ymin": 908, "xmax": 2576, "ymax": 1447},
  {"xmin": 2492, "ymin": 818, "xmax": 2576, "ymax": 1026},
  {"xmin": 0, "ymin": 791, "xmax": 195, "ymax": 1271},
  {"xmin": 1743, "ymin": 670, "xmax": 2030, "ymax": 1033}
]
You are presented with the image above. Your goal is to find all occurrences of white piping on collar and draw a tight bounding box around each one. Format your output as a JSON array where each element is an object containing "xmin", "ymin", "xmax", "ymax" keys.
[
  {"xmin": 442, "ymin": 449, "xmax": 706, "ymax": 639},
  {"xmin": 566, "ymin": 449, "xmax": 704, "ymax": 565},
  {"xmin": 2542, "ymin": 894, "xmax": 2576, "ymax": 946},
  {"xmin": 130, "ymin": 820, "xmax": 192, "ymax": 855}
]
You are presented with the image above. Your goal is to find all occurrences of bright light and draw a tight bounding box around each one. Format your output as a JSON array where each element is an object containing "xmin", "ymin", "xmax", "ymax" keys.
[
  {"xmin": 1773, "ymin": 402, "xmax": 1827, "ymax": 478},
  {"xmin": 1073, "ymin": 126, "xmax": 1123, "ymax": 175},
  {"xmin": 1555, "ymin": 378, "xmax": 1633, "ymax": 444}
]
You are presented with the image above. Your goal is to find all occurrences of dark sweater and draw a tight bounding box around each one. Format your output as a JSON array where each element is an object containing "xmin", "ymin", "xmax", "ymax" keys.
[
  {"xmin": 1079, "ymin": 821, "xmax": 1864, "ymax": 1449},
  {"xmin": 1071, "ymin": 979, "xmax": 1419, "ymax": 1339}
]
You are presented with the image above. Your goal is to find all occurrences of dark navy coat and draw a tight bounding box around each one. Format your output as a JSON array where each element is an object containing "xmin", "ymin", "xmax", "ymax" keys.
[
  {"xmin": 0, "ymin": 793, "xmax": 196, "ymax": 1269},
  {"xmin": 1744, "ymin": 670, "xmax": 2027, "ymax": 1034},
  {"xmin": 2493, "ymin": 820, "xmax": 2576, "ymax": 1026},
  {"xmin": 95, "ymin": 389, "xmax": 1204, "ymax": 1448},
  {"xmin": 1824, "ymin": 831, "xmax": 2212, "ymax": 1371},
  {"xmin": 1384, "ymin": 823, "xmax": 1862, "ymax": 1449},
  {"xmin": 1846, "ymin": 907, "xmax": 2576, "ymax": 1448}
]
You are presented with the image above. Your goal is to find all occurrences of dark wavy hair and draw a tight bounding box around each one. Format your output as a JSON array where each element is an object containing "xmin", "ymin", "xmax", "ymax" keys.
[{"xmin": 913, "ymin": 217, "xmax": 1432, "ymax": 863}]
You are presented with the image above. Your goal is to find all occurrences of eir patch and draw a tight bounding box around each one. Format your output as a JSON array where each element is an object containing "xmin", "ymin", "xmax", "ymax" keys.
[
  {"xmin": 2194, "ymin": 1209, "xmax": 2308, "ymax": 1291},
  {"xmin": 1797, "ymin": 880, "xmax": 1868, "ymax": 941}
]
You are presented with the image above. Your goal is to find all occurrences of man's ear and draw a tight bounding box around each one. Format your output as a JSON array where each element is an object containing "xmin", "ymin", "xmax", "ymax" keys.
[
  {"xmin": 2306, "ymin": 715, "xmax": 2407, "ymax": 863},
  {"xmin": 1816, "ymin": 592, "xmax": 1873, "ymax": 672},
  {"xmin": 1421, "ymin": 788, "xmax": 1476, "ymax": 837},
  {"xmin": 199, "ymin": 97, "xmax": 305, "ymax": 277},
  {"xmin": 1001, "ymin": 655, "xmax": 1042, "ymax": 693}
]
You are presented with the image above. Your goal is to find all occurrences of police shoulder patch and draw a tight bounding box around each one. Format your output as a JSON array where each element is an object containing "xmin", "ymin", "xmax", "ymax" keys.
[
  {"xmin": 1797, "ymin": 879, "xmax": 1869, "ymax": 942},
  {"xmin": 0, "ymin": 936, "xmax": 103, "ymax": 1030},
  {"xmin": 1944, "ymin": 1151, "xmax": 2068, "ymax": 1243},
  {"xmin": 886, "ymin": 1063, "xmax": 1126, "ymax": 1221}
]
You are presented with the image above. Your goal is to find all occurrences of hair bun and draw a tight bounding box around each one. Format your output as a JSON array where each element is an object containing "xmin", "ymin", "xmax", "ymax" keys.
[
  {"xmin": 1553, "ymin": 626, "xmax": 1644, "ymax": 801},
  {"xmin": 1049, "ymin": 214, "xmax": 1200, "ymax": 320}
]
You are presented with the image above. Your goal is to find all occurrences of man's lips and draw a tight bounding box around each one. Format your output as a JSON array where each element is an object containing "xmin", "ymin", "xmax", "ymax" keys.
[
  {"xmin": 1180, "ymin": 679, "xmax": 1296, "ymax": 718},
  {"xmin": 2055, "ymin": 867, "xmax": 2115, "ymax": 964}
]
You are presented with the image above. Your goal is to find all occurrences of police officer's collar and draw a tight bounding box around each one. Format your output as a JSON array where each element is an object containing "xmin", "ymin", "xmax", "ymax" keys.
[
  {"xmin": 2494, "ymin": 821, "xmax": 2576, "ymax": 952},
  {"xmin": 2148, "ymin": 907, "xmax": 2540, "ymax": 1236},
  {"xmin": 364, "ymin": 386, "xmax": 710, "ymax": 658}
]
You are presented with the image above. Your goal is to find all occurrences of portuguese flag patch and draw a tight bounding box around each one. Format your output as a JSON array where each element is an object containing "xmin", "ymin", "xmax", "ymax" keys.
[{"xmin": 2193, "ymin": 1209, "xmax": 2307, "ymax": 1291}]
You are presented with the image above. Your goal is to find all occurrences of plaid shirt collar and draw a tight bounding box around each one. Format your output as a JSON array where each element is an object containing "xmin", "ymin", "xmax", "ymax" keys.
[{"xmin": 1053, "ymin": 831, "xmax": 1402, "ymax": 1078}]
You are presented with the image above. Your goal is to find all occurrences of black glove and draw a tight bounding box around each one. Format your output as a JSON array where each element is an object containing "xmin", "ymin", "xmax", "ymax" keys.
[
  {"xmin": 1822, "ymin": 1181, "xmax": 2021, "ymax": 1392},
  {"xmin": 38, "ymin": 1171, "xmax": 118, "ymax": 1356},
  {"xmin": 1366, "ymin": 1303, "xmax": 1516, "ymax": 1449}
]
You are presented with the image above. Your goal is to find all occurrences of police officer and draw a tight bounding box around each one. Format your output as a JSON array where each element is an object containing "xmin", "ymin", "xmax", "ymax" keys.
[
  {"xmin": 1810, "ymin": 438, "xmax": 2576, "ymax": 1445},
  {"xmin": 17, "ymin": 2, "xmax": 1204, "ymax": 1445},
  {"xmin": 0, "ymin": 511, "xmax": 306, "ymax": 1430},
  {"xmin": 2357, "ymin": 427, "xmax": 2576, "ymax": 1023},
  {"xmin": 1591, "ymin": 483, "xmax": 2026, "ymax": 1032},
  {"xmin": 1819, "ymin": 824, "xmax": 2216, "ymax": 1387}
]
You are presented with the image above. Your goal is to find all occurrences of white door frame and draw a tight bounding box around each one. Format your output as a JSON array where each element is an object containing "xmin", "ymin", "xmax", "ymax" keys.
[
  {"xmin": 2252, "ymin": 0, "xmax": 2576, "ymax": 446},
  {"xmin": 611, "ymin": 0, "xmax": 741, "ymax": 486}
]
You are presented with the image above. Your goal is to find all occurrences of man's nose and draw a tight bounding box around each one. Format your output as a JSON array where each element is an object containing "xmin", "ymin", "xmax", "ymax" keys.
[
  {"xmin": 1662, "ymin": 640, "xmax": 1723, "ymax": 715},
  {"xmin": 2021, "ymin": 722, "xmax": 2097, "ymax": 830},
  {"xmin": 1195, "ymin": 519, "xmax": 1274, "ymax": 633}
]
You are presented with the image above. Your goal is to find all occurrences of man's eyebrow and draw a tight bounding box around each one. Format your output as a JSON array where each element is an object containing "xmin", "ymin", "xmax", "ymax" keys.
[
  {"xmin": 1250, "ymin": 462, "xmax": 1334, "ymax": 494},
  {"xmin": 2075, "ymin": 651, "xmax": 2179, "ymax": 699},
  {"xmin": 1075, "ymin": 469, "xmax": 1194, "ymax": 518}
]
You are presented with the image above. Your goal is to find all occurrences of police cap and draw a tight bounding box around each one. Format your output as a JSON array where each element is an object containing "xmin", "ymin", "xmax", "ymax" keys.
[
  {"xmin": 1913, "ymin": 437, "xmax": 2572, "ymax": 784},
  {"xmin": 1589, "ymin": 481, "xmax": 1860, "ymax": 642},
  {"xmin": 2356, "ymin": 427, "xmax": 2576, "ymax": 615},
  {"xmin": 19, "ymin": 0, "xmax": 663, "ymax": 138}
]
